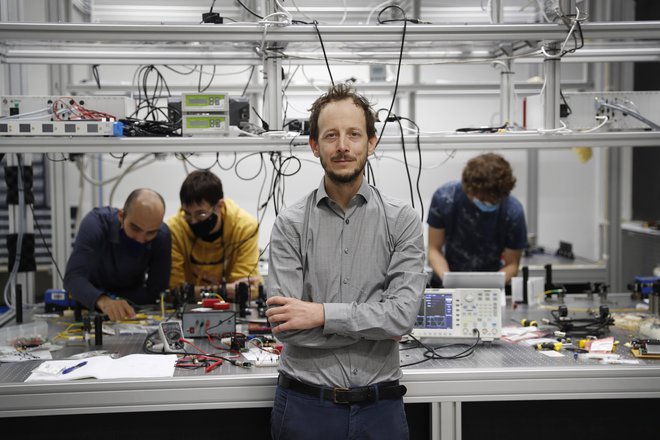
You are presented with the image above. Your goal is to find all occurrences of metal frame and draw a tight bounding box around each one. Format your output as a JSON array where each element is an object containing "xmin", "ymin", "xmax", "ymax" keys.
[
  {"xmin": 2, "ymin": 131, "xmax": 660, "ymax": 154},
  {"xmin": 2, "ymin": 22, "xmax": 660, "ymax": 43}
]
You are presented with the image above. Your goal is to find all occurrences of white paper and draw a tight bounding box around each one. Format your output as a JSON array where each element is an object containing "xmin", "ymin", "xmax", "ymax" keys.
[{"xmin": 25, "ymin": 354, "xmax": 177, "ymax": 382}]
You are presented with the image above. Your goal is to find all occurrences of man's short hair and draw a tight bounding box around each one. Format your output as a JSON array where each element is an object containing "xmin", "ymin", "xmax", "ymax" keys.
[
  {"xmin": 461, "ymin": 153, "xmax": 516, "ymax": 202},
  {"xmin": 308, "ymin": 83, "xmax": 377, "ymax": 142},
  {"xmin": 123, "ymin": 188, "xmax": 165, "ymax": 215},
  {"xmin": 179, "ymin": 170, "xmax": 224, "ymax": 206}
]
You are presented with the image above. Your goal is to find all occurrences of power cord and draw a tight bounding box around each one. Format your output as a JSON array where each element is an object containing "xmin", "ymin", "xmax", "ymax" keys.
[{"xmin": 401, "ymin": 330, "xmax": 481, "ymax": 367}]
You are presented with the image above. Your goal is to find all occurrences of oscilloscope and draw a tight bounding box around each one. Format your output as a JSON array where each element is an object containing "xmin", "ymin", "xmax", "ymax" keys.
[{"xmin": 411, "ymin": 288, "xmax": 502, "ymax": 341}]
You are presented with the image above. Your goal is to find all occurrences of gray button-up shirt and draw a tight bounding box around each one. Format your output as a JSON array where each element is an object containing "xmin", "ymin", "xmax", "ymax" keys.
[{"xmin": 267, "ymin": 178, "xmax": 427, "ymax": 388}]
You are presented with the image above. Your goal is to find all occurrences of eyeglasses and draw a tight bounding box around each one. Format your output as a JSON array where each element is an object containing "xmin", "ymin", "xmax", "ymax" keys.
[{"xmin": 183, "ymin": 208, "xmax": 214, "ymax": 223}]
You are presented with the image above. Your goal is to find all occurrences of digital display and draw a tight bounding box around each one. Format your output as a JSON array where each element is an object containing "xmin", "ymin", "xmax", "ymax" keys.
[
  {"xmin": 186, "ymin": 97, "xmax": 210, "ymax": 105},
  {"xmin": 188, "ymin": 119, "xmax": 210, "ymax": 128},
  {"xmin": 415, "ymin": 292, "xmax": 453, "ymax": 330}
]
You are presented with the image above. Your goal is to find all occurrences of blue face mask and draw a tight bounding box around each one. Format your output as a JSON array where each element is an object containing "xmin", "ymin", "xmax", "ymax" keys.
[{"xmin": 473, "ymin": 198, "xmax": 499, "ymax": 213}]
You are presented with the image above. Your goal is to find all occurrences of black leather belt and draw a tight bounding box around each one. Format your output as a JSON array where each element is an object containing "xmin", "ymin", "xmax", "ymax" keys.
[{"xmin": 278, "ymin": 374, "xmax": 407, "ymax": 404}]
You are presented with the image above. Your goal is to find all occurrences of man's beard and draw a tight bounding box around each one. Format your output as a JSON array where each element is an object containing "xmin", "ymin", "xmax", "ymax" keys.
[{"xmin": 320, "ymin": 152, "xmax": 367, "ymax": 184}]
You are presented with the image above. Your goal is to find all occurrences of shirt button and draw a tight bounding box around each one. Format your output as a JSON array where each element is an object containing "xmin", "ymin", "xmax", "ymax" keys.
[
  {"xmin": 344, "ymin": 248, "xmax": 349, "ymax": 254},
  {"xmin": 345, "ymin": 219, "xmax": 349, "ymax": 224},
  {"xmin": 352, "ymin": 369, "xmax": 358, "ymax": 375},
  {"xmin": 343, "ymin": 278, "xmax": 348, "ymax": 284}
]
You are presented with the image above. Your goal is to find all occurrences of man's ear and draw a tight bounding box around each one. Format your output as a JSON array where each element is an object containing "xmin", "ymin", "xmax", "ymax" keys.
[
  {"xmin": 217, "ymin": 199, "xmax": 225, "ymax": 210},
  {"xmin": 309, "ymin": 138, "xmax": 320, "ymax": 158},
  {"xmin": 367, "ymin": 135, "xmax": 377, "ymax": 157},
  {"xmin": 117, "ymin": 209, "xmax": 125, "ymax": 227}
]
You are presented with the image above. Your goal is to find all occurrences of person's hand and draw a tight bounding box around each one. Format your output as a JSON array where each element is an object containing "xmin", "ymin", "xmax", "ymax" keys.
[
  {"xmin": 96, "ymin": 295, "xmax": 136, "ymax": 321},
  {"xmin": 265, "ymin": 296, "xmax": 324, "ymax": 333}
]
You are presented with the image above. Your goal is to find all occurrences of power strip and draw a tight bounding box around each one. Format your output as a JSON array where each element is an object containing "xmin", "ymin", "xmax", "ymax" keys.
[{"xmin": 0, "ymin": 120, "xmax": 123, "ymax": 136}]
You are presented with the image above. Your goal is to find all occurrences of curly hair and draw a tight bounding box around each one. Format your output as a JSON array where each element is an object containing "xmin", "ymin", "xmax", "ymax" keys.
[
  {"xmin": 308, "ymin": 83, "xmax": 377, "ymax": 142},
  {"xmin": 461, "ymin": 153, "xmax": 516, "ymax": 203}
]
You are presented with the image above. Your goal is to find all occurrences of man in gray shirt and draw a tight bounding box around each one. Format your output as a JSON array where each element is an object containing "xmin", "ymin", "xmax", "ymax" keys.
[{"xmin": 266, "ymin": 83, "xmax": 427, "ymax": 440}]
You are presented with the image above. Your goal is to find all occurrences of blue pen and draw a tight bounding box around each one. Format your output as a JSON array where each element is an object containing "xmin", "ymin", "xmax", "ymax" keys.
[{"xmin": 61, "ymin": 361, "xmax": 87, "ymax": 375}]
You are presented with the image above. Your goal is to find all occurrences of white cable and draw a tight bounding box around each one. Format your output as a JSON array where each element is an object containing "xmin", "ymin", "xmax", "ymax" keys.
[
  {"xmin": 107, "ymin": 155, "xmax": 159, "ymax": 207},
  {"xmin": 300, "ymin": 65, "xmax": 327, "ymax": 93},
  {"xmin": 0, "ymin": 107, "xmax": 51, "ymax": 120},
  {"xmin": 75, "ymin": 154, "xmax": 154, "ymax": 186},
  {"xmin": 597, "ymin": 99, "xmax": 660, "ymax": 131},
  {"xmin": 559, "ymin": 7, "xmax": 580, "ymax": 55},
  {"xmin": 338, "ymin": 0, "xmax": 348, "ymax": 25},
  {"xmin": 580, "ymin": 115, "xmax": 609, "ymax": 133},
  {"xmin": 260, "ymin": 12, "xmax": 292, "ymax": 26},
  {"xmin": 3, "ymin": 156, "xmax": 26, "ymax": 309},
  {"xmin": 536, "ymin": 120, "xmax": 571, "ymax": 134}
]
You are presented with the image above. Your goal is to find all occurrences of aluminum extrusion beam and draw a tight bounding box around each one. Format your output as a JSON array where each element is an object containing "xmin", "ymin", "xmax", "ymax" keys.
[
  {"xmin": 1, "ymin": 22, "xmax": 660, "ymax": 44},
  {"xmin": 1, "ymin": 131, "xmax": 660, "ymax": 154}
]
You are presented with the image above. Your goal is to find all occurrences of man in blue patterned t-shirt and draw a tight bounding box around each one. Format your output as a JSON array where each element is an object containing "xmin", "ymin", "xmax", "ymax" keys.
[{"xmin": 426, "ymin": 153, "xmax": 528, "ymax": 287}]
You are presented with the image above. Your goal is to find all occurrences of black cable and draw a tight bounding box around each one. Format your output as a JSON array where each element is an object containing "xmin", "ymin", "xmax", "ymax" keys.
[
  {"xmin": 399, "ymin": 116, "xmax": 424, "ymax": 220},
  {"xmin": 215, "ymin": 152, "xmax": 237, "ymax": 171},
  {"xmin": 560, "ymin": 89, "xmax": 572, "ymax": 116},
  {"xmin": 241, "ymin": 65, "xmax": 256, "ymax": 96},
  {"xmin": 236, "ymin": 0, "xmax": 263, "ymax": 19},
  {"xmin": 393, "ymin": 115, "xmax": 415, "ymax": 210},
  {"xmin": 312, "ymin": 21, "xmax": 334, "ymax": 87},
  {"xmin": 44, "ymin": 153, "xmax": 68, "ymax": 162},
  {"xmin": 198, "ymin": 64, "xmax": 216, "ymax": 93},
  {"xmin": 400, "ymin": 332, "xmax": 480, "ymax": 367},
  {"xmin": 365, "ymin": 160, "xmax": 376, "ymax": 186},
  {"xmin": 251, "ymin": 105, "xmax": 269, "ymax": 131},
  {"xmin": 235, "ymin": 152, "xmax": 266, "ymax": 181},
  {"xmin": 374, "ymin": 5, "xmax": 408, "ymax": 149},
  {"xmin": 455, "ymin": 123, "xmax": 507, "ymax": 133},
  {"xmin": 91, "ymin": 65, "xmax": 101, "ymax": 89}
]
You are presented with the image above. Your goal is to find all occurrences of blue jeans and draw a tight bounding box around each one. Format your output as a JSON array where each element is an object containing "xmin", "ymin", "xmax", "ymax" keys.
[{"xmin": 270, "ymin": 385, "xmax": 409, "ymax": 440}]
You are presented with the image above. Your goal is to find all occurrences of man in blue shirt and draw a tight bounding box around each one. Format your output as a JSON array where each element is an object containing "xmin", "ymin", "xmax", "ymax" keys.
[
  {"xmin": 64, "ymin": 188, "xmax": 171, "ymax": 321},
  {"xmin": 427, "ymin": 153, "xmax": 527, "ymax": 287}
]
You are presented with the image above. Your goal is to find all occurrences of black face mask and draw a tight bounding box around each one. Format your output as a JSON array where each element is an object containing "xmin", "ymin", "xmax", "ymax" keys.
[
  {"xmin": 189, "ymin": 212, "xmax": 218, "ymax": 238},
  {"xmin": 119, "ymin": 227, "xmax": 148, "ymax": 252}
]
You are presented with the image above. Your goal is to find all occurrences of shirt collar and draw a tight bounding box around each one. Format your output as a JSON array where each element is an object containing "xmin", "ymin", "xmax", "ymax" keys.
[{"xmin": 315, "ymin": 177, "xmax": 372, "ymax": 207}]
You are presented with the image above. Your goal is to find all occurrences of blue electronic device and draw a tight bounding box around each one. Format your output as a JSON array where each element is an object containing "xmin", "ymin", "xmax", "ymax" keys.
[
  {"xmin": 632, "ymin": 276, "xmax": 659, "ymax": 297},
  {"xmin": 44, "ymin": 289, "xmax": 78, "ymax": 312}
]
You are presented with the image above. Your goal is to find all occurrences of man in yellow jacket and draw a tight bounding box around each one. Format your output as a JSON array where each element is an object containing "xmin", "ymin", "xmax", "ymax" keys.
[{"xmin": 168, "ymin": 170, "xmax": 261, "ymax": 300}]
